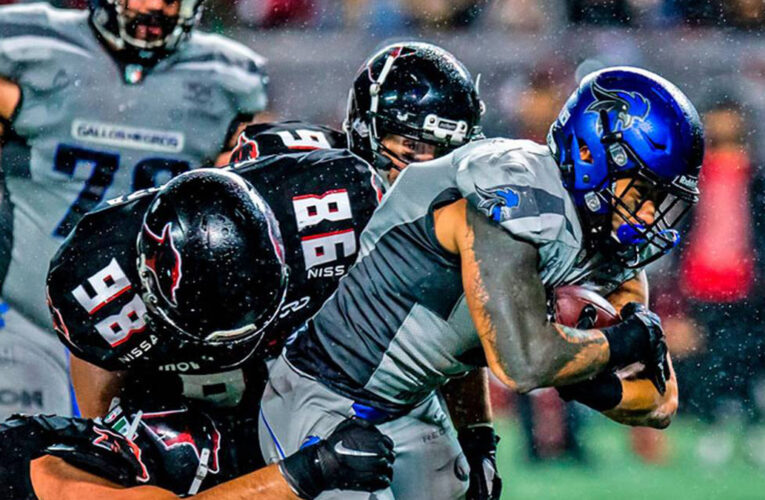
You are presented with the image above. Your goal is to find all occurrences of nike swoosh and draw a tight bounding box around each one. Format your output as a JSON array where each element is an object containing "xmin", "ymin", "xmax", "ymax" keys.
[{"xmin": 334, "ymin": 441, "xmax": 379, "ymax": 457}]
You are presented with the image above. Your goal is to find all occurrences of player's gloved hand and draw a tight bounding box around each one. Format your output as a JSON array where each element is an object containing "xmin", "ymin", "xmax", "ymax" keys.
[
  {"xmin": 279, "ymin": 418, "xmax": 395, "ymax": 499},
  {"xmin": 601, "ymin": 302, "xmax": 669, "ymax": 394},
  {"xmin": 458, "ymin": 424, "xmax": 502, "ymax": 500},
  {"xmin": 576, "ymin": 303, "xmax": 598, "ymax": 329},
  {"xmin": 556, "ymin": 371, "xmax": 623, "ymax": 411},
  {"xmin": 0, "ymin": 414, "xmax": 150, "ymax": 489}
]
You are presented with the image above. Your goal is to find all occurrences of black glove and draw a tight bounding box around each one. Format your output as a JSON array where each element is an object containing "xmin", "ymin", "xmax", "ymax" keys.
[
  {"xmin": 279, "ymin": 418, "xmax": 395, "ymax": 499},
  {"xmin": 556, "ymin": 371, "xmax": 623, "ymax": 411},
  {"xmin": 458, "ymin": 425, "xmax": 502, "ymax": 500},
  {"xmin": 576, "ymin": 304, "xmax": 599, "ymax": 330},
  {"xmin": 0, "ymin": 414, "xmax": 150, "ymax": 492},
  {"xmin": 601, "ymin": 302, "xmax": 669, "ymax": 394}
]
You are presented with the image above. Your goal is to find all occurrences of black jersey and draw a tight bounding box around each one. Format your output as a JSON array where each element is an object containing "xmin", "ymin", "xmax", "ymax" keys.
[
  {"xmin": 231, "ymin": 120, "xmax": 347, "ymax": 162},
  {"xmin": 47, "ymin": 148, "xmax": 383, "ymax": 405}
]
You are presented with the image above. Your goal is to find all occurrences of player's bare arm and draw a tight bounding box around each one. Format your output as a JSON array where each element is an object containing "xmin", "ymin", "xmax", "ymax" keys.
[
  {"xmin": 601, "ymin": 271, "xmax": 678, "ymax": 428},
  {"xmin": 442, "ymin": 368, "xmax": 503, "ymax": 499},
  {"xmin": 10, "ymin": 413, "xmax": 392, "ymax": 500},
  {"xmin": 0, "ymin": 75, "xmax": 20, "ymax": 135},
  {"xmin": 556, "ymin": 272, "xmax": 677, "ymax": 428},
  {"xmin": 32, "ymin": 455, "xmax": 178, "ymax": 500},
  {"xmin": 31, "ymin": 456, "xmax": 298, "ymax": 500},
  {"xmin": 437, "ymin": 199, "xmax": 609, "ymax": 392},
  {"xmin": 606, "ymin": 270, "xmax": 649, "ymax": 311},
  {"xmin": 70, "ymin": 355, "xmax": 127, "ymax": 418},
  {"xmin": 442, "ymin": 368, "xmax": 493, "ymax": 429}
]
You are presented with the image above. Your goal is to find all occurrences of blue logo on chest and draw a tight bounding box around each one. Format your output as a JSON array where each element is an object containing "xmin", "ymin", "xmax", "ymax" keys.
[{"xmin": 476, "ymin": 185, "xmax": 520, "ymax": 222}]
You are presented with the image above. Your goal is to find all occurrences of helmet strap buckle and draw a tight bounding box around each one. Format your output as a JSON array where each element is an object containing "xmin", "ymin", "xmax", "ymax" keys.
[{"xmin": 584, "ymin": 191, "xmax": 603, "ymax": 213}]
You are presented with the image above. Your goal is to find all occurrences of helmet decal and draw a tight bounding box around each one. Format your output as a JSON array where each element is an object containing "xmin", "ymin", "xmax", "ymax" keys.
[
  {"xmin": 141, "ymin": 222, "xmax": 183, "ymax": 307},
  {"xmin": 586, "ymin": 82, "xmax": 651, "ymax": 131},
  {"xmin": 141, "ymin": 408, "xmax": 221, "ymax": 475},
  {"xmin": 231, "ymin": 133, "xmax": 260, "ymax": 163},
  {"xmin": 92, "ymin": 426, "xmax": 151, "ymax": 483},
  {"xmin": 548, "ymin": 66, "xmax": 704, "ymax": 268}
]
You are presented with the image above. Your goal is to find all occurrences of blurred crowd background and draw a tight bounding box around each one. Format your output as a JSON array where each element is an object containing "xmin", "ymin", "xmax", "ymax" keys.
[{"xmin": 3, "ymin": 0, "xmax": 765, "ymax": 496}]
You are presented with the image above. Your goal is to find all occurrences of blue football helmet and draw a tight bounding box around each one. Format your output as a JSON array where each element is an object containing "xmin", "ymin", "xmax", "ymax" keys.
[{"xmin": 547, "ymin": 66, "xmax": 704, "ymax": 267}]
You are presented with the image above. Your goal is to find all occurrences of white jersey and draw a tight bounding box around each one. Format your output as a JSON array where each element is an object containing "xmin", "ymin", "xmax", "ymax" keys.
[{"xmin": 0, "ymin": 3, "xmax": 268, "ymax": 328}]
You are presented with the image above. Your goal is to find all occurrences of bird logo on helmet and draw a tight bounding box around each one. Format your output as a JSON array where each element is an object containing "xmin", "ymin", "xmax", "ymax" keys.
[
  {"xmin": 547, "ymin": 66, "xmax": 704, "ymax": 268},
  {"xmin": 586, "ymin": 82, "xmax": 651, "ymax": 131}
]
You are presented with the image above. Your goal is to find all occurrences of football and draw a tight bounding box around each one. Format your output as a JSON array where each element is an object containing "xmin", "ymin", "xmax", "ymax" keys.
[{"xmin": 553, "ymin": 285, "xmax": 621, "ymax": 328}]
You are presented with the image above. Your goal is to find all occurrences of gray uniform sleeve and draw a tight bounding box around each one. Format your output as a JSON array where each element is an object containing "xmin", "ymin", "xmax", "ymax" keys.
[
  {"xmin": 0, "ymin": 3, "xmax": 89, "ymax": 125},
  {"xmin": 0, "ymin": 3, "xmax": 53, "ymax": 79},
  {"xmin": 211, "ymin": 36, "xmax": 269, "ymax": 116},
  {"xmin": 454, "ymin": 138, "xmax": 584, "ymax": 286},
  {"xmin": 455, "ymin": 139, "xmax": 573, "ymax": 246}
]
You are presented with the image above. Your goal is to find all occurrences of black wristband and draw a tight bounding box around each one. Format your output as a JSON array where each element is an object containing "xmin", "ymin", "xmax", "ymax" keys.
[
  {"xmin": 601, "ymin": 317, "xmax": 648, "ymax": 369},
  {"xmin": 458, "ymin": 424, "xmax": 499, "ymax": 457},
  {"xmin": 556, "ymin": 372, "xmax": 622, "ymax": 411},
  {"xmin": 279, "ymin": 445, "xmax": 324, "ymax": 499}
]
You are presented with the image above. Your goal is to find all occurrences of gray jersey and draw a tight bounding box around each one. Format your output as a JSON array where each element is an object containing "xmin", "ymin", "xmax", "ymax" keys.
[
  {"xmin": 287, "ymin": 138, "xmax": 641, "ymax": 411},
  {"xmin": 0, "ymin": 3, "xmax": 267, "ymax": 328}
]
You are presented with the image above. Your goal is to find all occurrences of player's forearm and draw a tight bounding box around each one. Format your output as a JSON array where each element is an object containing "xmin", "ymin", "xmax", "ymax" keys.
[
  {"xmin": 603, "ymin": 356, "xmax": 678, "ymax": 429},
  {"xmin": 191, "ymin": 464, "xmax": 298, "ymax": 500},
  {"xmin": 442, "ymin": 368, "xmax": 492, "ymax": 428},
  {"xmin": 0, "ymin": 76, "xmax": 21, "ymax": 127},
  {"xmin": 31, "ymin": 455, "xmax": 299, "ymax": 500},
  {"xmin": 606, "ymin": 271, "xmax": 649, "ymax": 310},
  {"xmin": 70, "ymin": 355, "xmax": 126, "ymax": 418},
  {"xmin": 31, "ymin": 456, "xmax": 177, "ymax": 500},
  {"xmin": 461, "ymin": 205, "xmax": 609, "ymax": 392}
]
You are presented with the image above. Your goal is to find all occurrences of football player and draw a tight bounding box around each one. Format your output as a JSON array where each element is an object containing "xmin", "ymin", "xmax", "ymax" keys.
[
  {"xmin": 232, "ymin": 42, "xmax": 501, "ymax": 500},
  {"xmin": 5, "ymin": 410, "xmax": 395, "ymax": 499},
  {"xmin": 42, "ymin": 144, "xmax": 383, "ymax": 490},
  {"xmin": 232, "ymin": 41, "xmax": 485, "ymax": 188},
  {"xmin": 38, "ymin": 41, "xmax": 500, "ymax": 499},
  {"xmin": 257, "ymin": 67, "xmax": 702, "ymax": 498},
  {"xmin": 0, "ymin": 0, "xmax": 267, "ymax": 418}
]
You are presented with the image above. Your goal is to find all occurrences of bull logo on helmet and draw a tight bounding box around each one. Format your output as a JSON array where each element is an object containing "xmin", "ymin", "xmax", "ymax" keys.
[
  {"xmin": 140, "ymin": 408, "xmax": 221, "ymax": 475},
  {"xmin": 586, "ymin": 81, "xmax": 650, "ymax": 131},
  {"xmin": 141, "ymin": 222, "xmax": 183, "ymax": 307}
]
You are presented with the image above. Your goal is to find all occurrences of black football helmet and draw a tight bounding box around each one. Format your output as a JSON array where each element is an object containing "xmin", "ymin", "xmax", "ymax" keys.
[
  {"xmin": 137, "ymin": 169, "xmax": 288, "ymax": 365},
  {"xmin": 89, "ymin": 0, "xmax": 204, "ymax": 60},
  {"xmin": 345, "ymin": 41, "xmax": 484, "ymax": 178}
]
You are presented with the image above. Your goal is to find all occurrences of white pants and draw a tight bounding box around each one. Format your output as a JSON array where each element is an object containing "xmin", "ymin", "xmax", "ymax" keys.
[
  {"xmin": 0, "ymin": 306, "xmax": 71, "ymax": 420},
  {"xmin": 258, "ymin": 355, "xmax": 469, "ymax": 500}
]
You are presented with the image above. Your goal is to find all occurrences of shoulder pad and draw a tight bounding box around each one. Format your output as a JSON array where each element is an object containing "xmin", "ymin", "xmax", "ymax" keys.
[
  {"xmin": 0, "ymin": 3, "xmax": 90, "ymax": 73},
  {"xmin": 0, "ymin": 2, "xmax": 76, "ymax": 26},
  {"xmin": 231, "ymin": 120, "xmax": 346, "ymax": 162},
  {"xmin": 455, "ymin": 138, "xmax": 578, "ymax": 247},
  {"xmin": 47, "ymin": 197, "xmax": 154, "ymax": 370},
  {"xmin": 179, "ymin": 32, "xmax": 268, "ymax": 114}
]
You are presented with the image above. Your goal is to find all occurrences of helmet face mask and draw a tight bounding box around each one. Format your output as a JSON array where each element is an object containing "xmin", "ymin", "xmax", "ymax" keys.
[
  {"xmin": 90, "ymin": 0, "xmax": 204, "ymax": 60},
  {"xmin": 345, "ymin": 42, "xmax": 484, "ymax": 182},
  {"xmin": 548, "ymin": 66, "xmax": 704, "ymax": 268},
  {"xmin": 136, "ymin": 169, "xmax": 289, "ymax": 367}
]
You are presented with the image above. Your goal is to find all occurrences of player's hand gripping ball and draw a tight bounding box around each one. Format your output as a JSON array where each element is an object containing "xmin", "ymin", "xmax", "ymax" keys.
[{"xmin": 553, "ymin": 285, "xmax": 620, "ymax": 329}]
